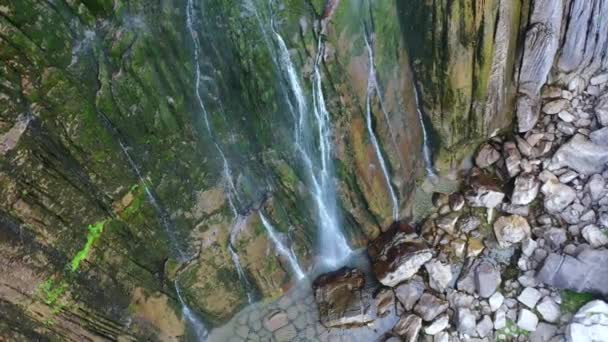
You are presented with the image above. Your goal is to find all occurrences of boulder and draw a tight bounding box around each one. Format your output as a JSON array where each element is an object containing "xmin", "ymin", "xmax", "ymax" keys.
[
  {"xmin": 542, "ymin": 99, "xmax": 569, "ymax": 114},
  {"xmin": 393, "ymin": 314, "xmax": 422, "ymax": 342},
  {"xmin": 550, "ymin": 134, "xmax": 608, "ymax": 175},
  {"xmin": 517, "ymin": 287, "xmax": 542, "ymax": 309},
  {"xmin": 369, "ymin": 222, "xmax": 433, "ymax": 287},
  {"xmin": 394, "ymin": 276, "xmax": 425, "ymax": 311},
  {"xmin": 590, "ymin": 127, "xmax": 608, "ymax": 146},
  {"xmin": 590, "ymin": 73, "xmax": 608, "ymax": 86},
  {"xmin": 425, "ymin": 260, "xmax": 453, "ymax": 292},
  {"xmin": 586, "ymin": 174, "xmax": 606, "ymax": 202},
  {"xmin": 566, "ymin": 300, "xmax": 608, "ymax": 342},
  {"xmin": 374, "ymin": 288, "xmax": 396, "ymax": 318},
  {"xmin": 476, "ymin": 144, "xmax": 501, "ymax": 168},
  {"xmin": 476, "ymin": 315, "xmax": 493, "ymax": 338},
  {"xmin": 465, "ymin": 172, "xmax": 505, "ymax": 208},
  {"xmin": 536, "ymin": 297, "xmax": 560, "ymax": 323},
  {"xmin": 596, "ymin": 96, "xmax": 608, "ymax": 127},
  {"xmin": 312, "ymin": 267, "xmax": 373, "ymax": 327},
  {"xmin": 494, "ymin": 215, "xmax": 531, "ymax": 247},
  {"xmin": 536, "ymin": 248, "xmax": 608, "ymax": 296},
  {"xmin": 413, "ymin": 293, "xmax": 448, "ymax": 322},
  {"xmin": 475, "ymin": 261, "xmax": 502, "ymax": 298},
  {"xmin": 435, "ymin": 213, "xmax": 460, "ymax": 235},
  {"xmin": 581, "ymin": 224, "xmax": 608, "ymax": 248},
  {"xmin": 424, "ymin": 314, "xmax": 449, "ymax": 335},
  {"xmin": 517, "ymin": 94, "xmax": 541, "ymax": 132},
  {"xmin": 517, "ymin": 309, "xmax": 539, "ymax": 332},
  {"xmin": 456, "ymin": 308, "xmax": 477, "ymax": 335},
  {"xmin": 512, "ymin": 173, "xmax": 540, "ymax": 205},
  {"xmin": 541, "ymin": 180, "xmax": 577, "ymax": 213}
]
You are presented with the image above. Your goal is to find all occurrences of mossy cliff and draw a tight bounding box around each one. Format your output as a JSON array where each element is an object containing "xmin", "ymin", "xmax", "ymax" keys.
[
  {"xmin": 399, "ymin": 0, "xmax": 530, "ymax": 170},
  {"xmin": 0, "ymin": 0, "xmax": 533, "ymax": 339},
  {"xmin": 0, "ymin": 0, "xmax": 426, "ymax": 337}
]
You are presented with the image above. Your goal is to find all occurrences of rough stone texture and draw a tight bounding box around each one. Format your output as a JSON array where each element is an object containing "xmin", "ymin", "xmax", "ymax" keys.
[
  {"xmin": 541, "ymin": 180, "xmax": 577, "ymax": 213},
  {"xmin": 425, "ymin": 260, "xmax": 453, "ymax": 292},
  {"xmin": 536, "ymin": 297, "xmax": 560, "ymax": 323},
  {"xmin": 413, "ymin": 293, "xmax": 449, "ymax": 322},
  {"xmin": 476, "ymin": 144, "xmax": 501, "ymax": 168},
  {"xmin": 536, "ymin": 248, "xmax": 608, "ymax": 296},
  {"xmin": 550, "ymin": 134, "xmax": 608, "ymax": 175},
  {"xmin": 312, "ymin": 267, "xmax": 372, "ymax": 327},
  {"xmin": 494, "ymin": 215, "xmax": 531, "ymax": 247},
  {"xmin": 456, "ymin": 308, "xmax": 477, "ymax": 335},
  {"xmin": 393, "ymin": 314, "xmax": 422, "ymax": 342},
  {"xmin": 465, "ymin": 172, "xmax": 506, "ymax": 209},
  {"xmin": 475, "ymin": 261, "xmax": 502, "ymax": 298},
  {"xmin": 517, "ymin": 0, "xmax": 563, "ymax": 131},
  {"xmin": 517, "ymin": 287, "xmax": 542, "ymax": 309},
  {"xmin": 557, "ymin": 0, "xmax": 608, "ymax": 82},
  {"xmin": 394, "ymin": 277, "xmax": 425, "ymax": 311},
  {"xmin": 369, "ymin": 222, "xmax": 433, "ymax": 287},
  {"xmin": 400, "ymin": 0, "xmax": 523, "ymax": 169},
  {"xmin": 566, "ymin": 300, "xmax": 608, "ymax": 342},
  {"xmin": 517, "ymin": 308, "xmax": 539, "ymax": 332},
  {"xmin": 512, "ymin": 173, "xmax": 540, "ymax": 205}
]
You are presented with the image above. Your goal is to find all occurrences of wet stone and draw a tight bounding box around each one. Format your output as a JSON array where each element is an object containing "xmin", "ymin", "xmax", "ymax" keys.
[
  {"xmin": 274, "ymin": 324, "xmax": 297, "ymax": 342},
  {"xmin": 263, "ymin": 310, "xmax": 289, "ymax": 332}
]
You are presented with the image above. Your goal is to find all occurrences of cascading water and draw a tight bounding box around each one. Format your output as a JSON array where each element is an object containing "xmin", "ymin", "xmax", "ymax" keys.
[
  {"xmin": 186, "ymin": 0, "xmax": 259, "ymax": 302},
  {"xmin": 270, "ymin": 22, "xmax": 352, "ymax": 268},
  {"xmin": 116, "ymin": 140, "xmax": 209, "ymax": 340},
  {"xmin": 363, "ymin": 30, "xmax": 399, "ymax": 221},
  {"xmin": 412, "ymin": 84, "xmax": 436, "ymax": 177},
  {"xmin": 188, "ymin": 0, "xmax": 305, "ymax": 301},
  {"xmin": 259, "ymin": 213, "xmax": 306, "ymax": 280},
  {"xmin": 229, "ymin": 217, "xmax": 255, "ymax": 303},
  {"xmin": 94, "ymin": 107, "xmax": 209, "ymax": 339}
]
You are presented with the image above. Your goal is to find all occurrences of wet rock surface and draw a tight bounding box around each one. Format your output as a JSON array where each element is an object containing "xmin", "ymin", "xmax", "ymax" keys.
[
  {"xmin": 369, "ymin": 221, "xmax": 433, "ymax": 287},
  {"xmin": 312, "ymin": 267, "xmax": 372, "ymax": 327}
]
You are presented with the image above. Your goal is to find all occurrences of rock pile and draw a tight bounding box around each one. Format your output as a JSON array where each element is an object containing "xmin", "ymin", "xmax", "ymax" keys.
[{"xmin": 312, "ymin": 70, "xmax": 608, "ymax": 341}]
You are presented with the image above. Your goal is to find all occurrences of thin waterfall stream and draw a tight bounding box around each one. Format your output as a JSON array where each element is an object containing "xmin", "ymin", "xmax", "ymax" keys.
[
  {"xmin": 413, "ymin": 85, "xmax": 436, "ymax": 178},
  {"xmin": 187, "ymin": 0, "xmax": 304, "ymax": 294},
  {"xmin": 363, "ymin": 29, "xmax": 399, "ymax": 221},
  {"xmin": 116, "ymin": 140, "xmax": 209, "ymax": 340},
  {"xmin": 268, "ymin": 10, "xmax": 352, "ymax": 268}
]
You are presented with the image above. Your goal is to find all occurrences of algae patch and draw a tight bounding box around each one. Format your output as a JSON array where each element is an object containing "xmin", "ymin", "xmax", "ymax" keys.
[{"xmin": 70, "ymin": 221, "xmax": 106, "ymax": 272}]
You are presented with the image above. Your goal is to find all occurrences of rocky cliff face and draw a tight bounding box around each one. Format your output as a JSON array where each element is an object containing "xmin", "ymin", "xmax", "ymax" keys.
[
  {"xmin": 2, "ymin": 0, "xmax": 605, "ymax": 339},
  {"xmin": 0, "ymin": 0, "xmax": 425, "ymax": 339},
  {"xmin": 399, "ymin": 0, "xmax": 529, "ymax": 170}
]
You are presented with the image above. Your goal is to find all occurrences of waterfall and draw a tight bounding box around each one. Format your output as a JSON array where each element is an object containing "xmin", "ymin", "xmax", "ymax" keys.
[
  {"xmin": 412, "ymin": 85, "xmax": 436, "ymax": 177},
  {"xmin": 363, "ymin": 31, "xmax": 399, "ymax": 220},
  {"xmin": 259, "ymin": 213, "xmax": 305, "ymax": 280},
  {"xmin": 116, "ymin": 140, "xmax": 209, "ymax": 339},
  {"xmin": 229, "ymin": 217, "xmax": 255, "ymax": 303},
  {"xmin": 270, "ymin": 22, "xmax": 351, "ymax": 267},
  {"xmin": 187, "ymin": 0, "xmax": 302, "ymax": 303},
  {"xmin": 176, "ymin": 281, "xmax": 210, "ymax": 340}
]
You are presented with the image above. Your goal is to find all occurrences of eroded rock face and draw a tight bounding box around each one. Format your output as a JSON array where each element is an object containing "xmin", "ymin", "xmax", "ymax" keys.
[
  {"xmin": 369, "ymin": 221, "xmax": 433, "ymax": 287},
  {"xmin": 517, "ymin": 0, "xmax": 563, "ymax": 132},
  {"xmin": 312, "ymin": 267, "xmax": 373, "ymax": 327}
]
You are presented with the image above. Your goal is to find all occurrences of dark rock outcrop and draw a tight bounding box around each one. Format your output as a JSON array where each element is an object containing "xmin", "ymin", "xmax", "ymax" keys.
[
  {"xmin": 368, "ymin": 222, "xmax": 433, "ymax": 287},
  {"xmin": 312, "ymin": 267, "xmax": 373, "ymax": 327}
]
